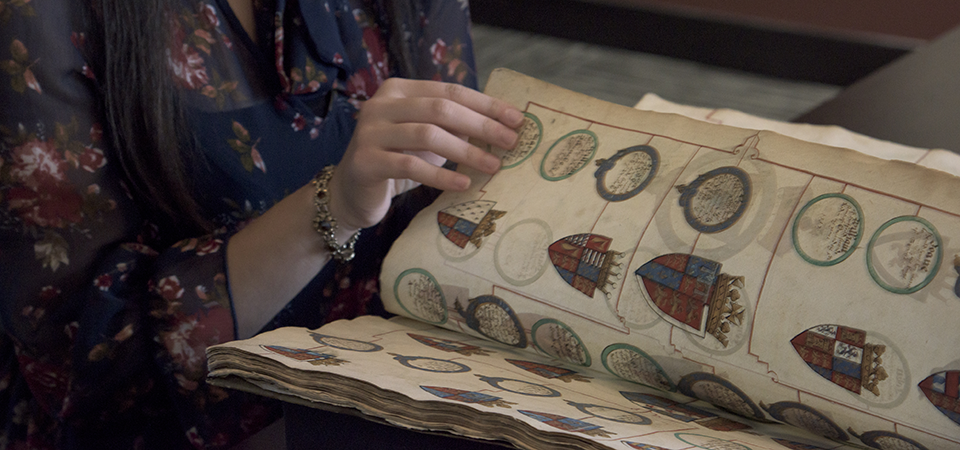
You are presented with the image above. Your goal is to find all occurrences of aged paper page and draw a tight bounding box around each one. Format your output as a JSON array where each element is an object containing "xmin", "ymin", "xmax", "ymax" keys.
[
  {"xmin": 634, "ymin": 92, "xmax": 960, "ymax": 176},
  {"xmin": 379, "ymin": 69, "xmax": 960, "ymax": 449},
  {"xmin": 210, "ymin": 316, "xmax": 864, "ymax": 450}
]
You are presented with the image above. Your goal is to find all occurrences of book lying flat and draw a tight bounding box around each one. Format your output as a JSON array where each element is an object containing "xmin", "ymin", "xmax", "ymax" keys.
[{"xmin": 208, "ymin": 69, "xmax": 960, "ymax": 450}]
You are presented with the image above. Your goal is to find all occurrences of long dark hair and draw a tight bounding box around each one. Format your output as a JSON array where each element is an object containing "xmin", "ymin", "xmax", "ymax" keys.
[{"xmin": 86, "ymin": 0, "xmax": 209, "ymax": 233}]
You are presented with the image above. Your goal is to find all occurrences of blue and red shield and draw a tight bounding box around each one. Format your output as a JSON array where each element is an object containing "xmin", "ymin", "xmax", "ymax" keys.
[{"xmin": 549, "ymin": 233, "xmax": 621, "ymax": 297}]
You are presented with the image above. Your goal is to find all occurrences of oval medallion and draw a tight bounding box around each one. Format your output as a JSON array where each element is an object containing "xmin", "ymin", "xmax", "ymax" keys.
[
  {"xmin": 866, "ymin": 216, "xmax": 942, "ymax": 294},
  {"xmin": 539, "ymin": 130, "xmax": 598, "ymax": 181},
  {"xmin": 531, "ymin": 318, "xmax": 591, "ymax": 366},
  {"xmin": 792, "ymin": 193, "xmax": 863, "ymax": 266},
  {"xmin": 309, "ymin": 333, "xmax": 383, "ymax": 352},
  {"xmin": 677, "ymin": 372, "xmax": 766, "ymax": 420},
  {"xmin": 601, "ymin": 343, "xmax": 675, "ymax": 391},
  {"xmin": 493, "ymin": 112, "xmax": 543, "ymax": 169},
  {"xmin": 476, "ymin": 375, "xmax": 561, "ymax": 397},
  {"xmin": 678, "ymin": 166, "xmax": 751, "ymax": 233},
  {"xmin": 456, "ymin": 295, "xmax": 527, "ymax": 348},
  {"xmin": 393, "ymin": 268, "xmax": 447, "ymax": 324},
  {"xmin": 594, "ymin": 145, "xmax": 659, "ymax": 202}
]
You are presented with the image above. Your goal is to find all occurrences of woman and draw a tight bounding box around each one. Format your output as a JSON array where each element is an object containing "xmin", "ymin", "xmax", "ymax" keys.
[{"xmin": 0, "ymin": 0, "xmax": 522, "ymax": 447}]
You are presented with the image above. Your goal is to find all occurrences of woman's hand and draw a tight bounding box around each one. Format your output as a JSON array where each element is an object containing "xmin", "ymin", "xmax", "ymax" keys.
[
  {"xmin": 328, "ymin": 78, "xmax": 524, "ymax": 232},
  {"xmin": 227, "ymin": 78, "xmax": 522, "ymax": 337}
]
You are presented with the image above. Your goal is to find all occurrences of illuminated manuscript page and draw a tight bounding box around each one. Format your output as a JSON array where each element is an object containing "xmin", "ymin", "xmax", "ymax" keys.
[
  {"xmin": 380, "ymin": 69, "xmax": 960, "ymax": 448},
  {"xmin": 210, "ymin": 316, "xmax": 867, "ymax": 450}
]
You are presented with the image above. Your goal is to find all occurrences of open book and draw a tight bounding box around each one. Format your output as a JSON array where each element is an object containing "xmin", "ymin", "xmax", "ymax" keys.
[{"xmin": 207, "ymin": 69, "xmax": 960, "ymax": 450}]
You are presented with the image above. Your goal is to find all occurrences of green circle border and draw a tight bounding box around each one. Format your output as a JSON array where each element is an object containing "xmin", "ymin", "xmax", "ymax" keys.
[
  {"xmin": 600, "ymin": 343, "xmax": 676, "ymax": 392},
  {"xmin": 392, "ymin": 268, "xmax": 448, "ymax": 325},
  {"xmin": 500, "ymin": 113, "xmax": 543, "ymax": 170},
  {"xmin": 865, "ymin": 215, "xmax": 942, "ymax": 294},
  {"xmin": 791, "ymin": 193, "xmax": 864, "ymax": 267},
  {"xmin": 539, "ymin": 129, "xmax": 599, "ymax": 181},
  {"xmin": 530, "ymin": 318, "xmax": 591, "ymax": 366}
]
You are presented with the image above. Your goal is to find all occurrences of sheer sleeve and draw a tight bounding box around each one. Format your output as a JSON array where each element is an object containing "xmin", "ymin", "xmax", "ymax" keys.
[
  {"xmin": 0, "ymin": 3, "xmax": 275, "ymax": 448},
  {"xmin": 1, "ymin": 0, "xmax": 482, "ymax": 448}
]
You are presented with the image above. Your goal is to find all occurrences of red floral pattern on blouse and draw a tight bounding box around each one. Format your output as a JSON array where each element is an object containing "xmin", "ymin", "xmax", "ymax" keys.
[{"xmin": 0, "ymin": 0, "xmax": 478, "ymax": 448}]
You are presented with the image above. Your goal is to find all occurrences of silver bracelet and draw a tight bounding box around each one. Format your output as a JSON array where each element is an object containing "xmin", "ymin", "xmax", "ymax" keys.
[{"xmin": 312, "ymin": 165, "xmax": 360, "ymax": 262}]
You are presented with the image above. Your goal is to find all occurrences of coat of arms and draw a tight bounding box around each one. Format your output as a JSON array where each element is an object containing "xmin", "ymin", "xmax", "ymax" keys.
[
  {"xmin": 918, "ymin": 370, "xmax": 960, "ymax": 426},
  {"xmin": 420, "ymin": 386, "xmax": 516, "ymax": 408},
  {"xmin": 635, "ymin": 253, "xmax": 744, "ymax": 347},
  {"xmin": 505, "ymin": 359, "xmax": 592, "ymax": 383},
  {"xmin": 549, "ymin": 233, "xmax": 623, "ymax": 297},
  {"xmin": 518, "ymin": 410, "xmax": 614, "ymax": 437},
  {"xmin": 261, "ymin": 345, "xmax": 346, "ymax": 366},
  {"xmin": 407, "ymin": 333, "xmax": 492, "ymax": 356},
  {"xmin": 437, "ymin": 200, "xmax": 506, "ymax": 248},
  {"xmin": 791, "ymin": 324, "xmax": 888, "ymax": 396}
]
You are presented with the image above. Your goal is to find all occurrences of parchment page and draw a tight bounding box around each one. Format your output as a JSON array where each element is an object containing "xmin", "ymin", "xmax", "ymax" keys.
[
  {"xmin": 634, "ymin": 93, "xmax": 960, "ymax": 176},
  {"xmin": 380, "ymin": 69, "xmax": 960, "ymax": 449},
  {"xmin": 211, "ymin": 316, "xmax": 862, "ymax": 450}
]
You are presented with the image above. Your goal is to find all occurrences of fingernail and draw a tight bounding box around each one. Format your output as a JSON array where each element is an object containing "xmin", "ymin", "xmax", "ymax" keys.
[
  {"xmin": 505, "ymin": 108, "xmax": 524, "ymax": 126},
  {"xmin": 501, "ymin": 130, "xmax": 519, "ymax": 149},
  {"xmin": 455, "ymin": 175, "xmax": 471, "ymax": 191},
  {"xmin": 485, "ymin": 153, "xmax": 502, "ymax": 173}
]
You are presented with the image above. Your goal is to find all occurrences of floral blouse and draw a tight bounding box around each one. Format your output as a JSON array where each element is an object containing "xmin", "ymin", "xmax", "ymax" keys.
[{"xmin": 0, "ymin": 0, "xmax": 477, "ymax": 448}]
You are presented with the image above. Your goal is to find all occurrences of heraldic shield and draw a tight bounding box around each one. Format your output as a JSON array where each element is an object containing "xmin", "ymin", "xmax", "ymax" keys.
[
  {"xmin": 634, "ymin": 253, "xmax": 744, "ymax": 347},
  {"xmin": 791, "ymin": 325, "xmax": 888, "ymax": 397},
  {"xmin": 918, "ymin": 370, "xmax": 960, "ymax": 426},
  {"xmin": 437, "ymin": 200, "xmax": 506, "ymax": 249},
  {"xmin": 548, "ymin": 233, "xmax": 623, "ymax": 298}
]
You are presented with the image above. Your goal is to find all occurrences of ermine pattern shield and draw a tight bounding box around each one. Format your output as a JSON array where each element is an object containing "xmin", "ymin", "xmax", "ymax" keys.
[
  {"xmin": 549, "ymin": 233, "xmax": 622, "ymax": 297},
  {"xmin": 438, "ymin": 200, "xmax": 506, "ymax": 248},
  {"xmin": 791, "ymin": 324, "xmax": 888, "ymax": 397}
]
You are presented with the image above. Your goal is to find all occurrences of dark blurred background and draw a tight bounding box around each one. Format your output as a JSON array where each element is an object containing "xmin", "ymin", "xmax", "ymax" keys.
[{"xmin": 470, "ymin": 0, "xmax": 960, "ymax": 121}]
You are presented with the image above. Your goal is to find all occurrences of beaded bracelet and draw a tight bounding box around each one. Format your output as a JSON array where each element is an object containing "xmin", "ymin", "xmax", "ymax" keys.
[{"xmin": 312, "ymin": 165, "xmax": 360, "ymax": 262}]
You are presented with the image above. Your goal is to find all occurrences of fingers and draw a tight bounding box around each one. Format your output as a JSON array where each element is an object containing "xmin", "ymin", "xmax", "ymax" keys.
[
  {"xmin": 378, "ymin": 150, "xmax": 472, "ymax": 192},
  {"xmin": 382, "ymin": 122, "xmax": 501, "ymax": 174},
  {"xmin": 347, "ymin": 121, "xmax": 492, "ymax": 192},
  {"xmin": 425, "ymin": 81, "xmax": 525, "ymax": 129},
  {"xmin": 379, "ymin": 78, "xmax": 525, "ymax": 129},
  {"xmin": 365, "ymin": 96, "xmax": 518, "ymax": 150},
  {"xmin": 345, "ymin": 79, "xmax": 528, "ymax": 194}
]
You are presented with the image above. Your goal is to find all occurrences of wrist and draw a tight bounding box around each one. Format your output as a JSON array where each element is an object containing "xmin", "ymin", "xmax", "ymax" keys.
[{"xmin": 311, "ymin": 165, "xmax": 361, "ymax": 262}]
